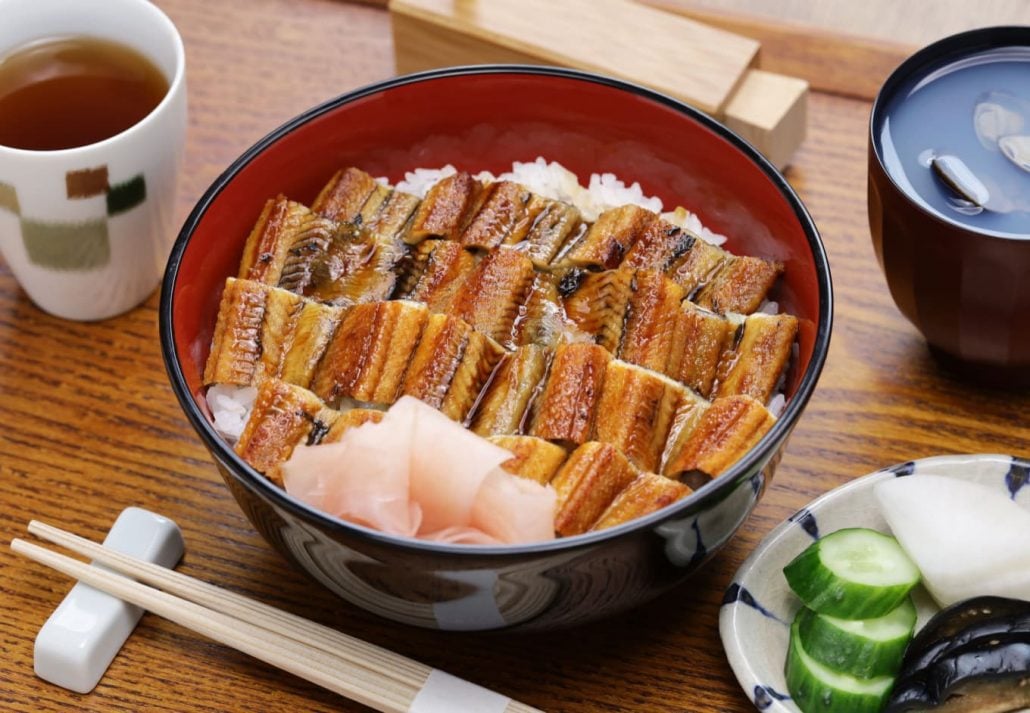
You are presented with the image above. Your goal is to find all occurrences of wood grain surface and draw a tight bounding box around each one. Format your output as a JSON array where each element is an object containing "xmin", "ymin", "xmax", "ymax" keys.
[{"xmin": 1, "ymin": 2, "xmax": 1027, "ymax": 712}]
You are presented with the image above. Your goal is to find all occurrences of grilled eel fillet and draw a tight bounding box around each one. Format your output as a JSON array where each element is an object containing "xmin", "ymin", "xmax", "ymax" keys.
[
  {"xmin": 262, "ymin": 166, "xmax": 780, "ymax": 314},
  {"xmin": 300, "ymin": 220, "xmax": 405, "ymax": 307},
  {"xmin": 204, "ymin": 277, "xmax": 345, "ymax": 388},
  {"xmin": 228, "ymin": 171, "xmax": 789, "ymax": 396},
  {"xmin": 235, "ymin": 380, "xmax": 385, "ymax": 485},
  {"xmin": 400, "ymin": 312, "xmax": 506, "ymax": 421},
  {"xmin": 550, "ymin": 442, "xmax": 640, "ymax": 536},
  {"xmin": 560, "ymin": 269, "xmax": 797, "ymax": 402},
  {"xmin": 240, "ymin": 177, "xmax": 416, "ymax": 303},
  {"xmin": 591, "ymin": 473, "xmax": 693, "ymax": 531},
  {"xmin": 593, "ymin": 361, "xmax": 685, "ymax": 473},
  {"xmin": 205, "ymin": 278, "xmax": 269, "ymax": 386},
  {"xmin": 487, "ymin": 435, "xmax": 568, "ymax": 485},
  {"xmin": 310, "ymin": 301, "xmax": 429, "ymax": 406},
  {"xmin": 528, "ymin": 343, "xmax": 611, "ymax": 446},
  {"xmin": 394, "ymin": 239, "xmax": 477, "ymax": 311},
  {"xmin": 662, "ymin": 394, "xmax": 777, "ymax": 482},
  {"xmin": 713, "ymin": 313, "xmax": 798, "ymax": 401},
  {"xmin": 470, "ymin": 345, "xmax": 551, "ymax": 436},
  {"xmin": 206, "ymin": 282, "xmax": 784, "ymax": 474}
]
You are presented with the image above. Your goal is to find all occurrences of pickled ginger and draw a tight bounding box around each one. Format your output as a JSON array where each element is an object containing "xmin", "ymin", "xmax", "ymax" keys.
[{"xmin": 282, "ymin": 396, "xmax": 558, "ymax": 544}]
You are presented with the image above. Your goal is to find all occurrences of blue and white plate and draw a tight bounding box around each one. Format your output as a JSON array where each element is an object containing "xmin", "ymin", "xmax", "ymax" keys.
[{"xmin": 718, "ymin": 453, "xmax": 1030, "ymax": 712}]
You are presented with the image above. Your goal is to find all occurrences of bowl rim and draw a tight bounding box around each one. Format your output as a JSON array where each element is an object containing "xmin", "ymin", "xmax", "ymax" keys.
[
  {"xmin": 160, "ymin": 64, "xmax": 833, "ymax": 558},
  {"xmin": 868, "ymin": 25, "xmax": 1030, "ymax": 242}
]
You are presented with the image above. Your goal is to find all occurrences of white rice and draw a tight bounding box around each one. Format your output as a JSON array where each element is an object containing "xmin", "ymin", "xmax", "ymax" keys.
[
  {"xmin": 767, "ymin": 393, "xmax": 787, "ymax": 418},
  {"xmin": 207, "ymin": 384, "xmax": 257, "ymax": 442}
]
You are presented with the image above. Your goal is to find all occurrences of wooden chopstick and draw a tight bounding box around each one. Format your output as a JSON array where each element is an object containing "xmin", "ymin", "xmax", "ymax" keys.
[
  {"xmin": 12, "ymin": 524, "xmax": 542, "ymax": 713},
  {"xmin": 27, "ymin": 521, "xmax": 426, "ymax": 691}
]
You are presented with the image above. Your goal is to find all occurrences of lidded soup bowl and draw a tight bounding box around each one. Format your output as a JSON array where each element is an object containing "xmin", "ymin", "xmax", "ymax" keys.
[{"xmin": 161, "ymin": 66, "xmax": 832, "ymax": 631}]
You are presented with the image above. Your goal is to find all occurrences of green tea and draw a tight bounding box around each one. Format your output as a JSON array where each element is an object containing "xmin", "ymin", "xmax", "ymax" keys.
[{"xmin": 0, "ymin": 36, "xmax": 169, "ymax": 151}]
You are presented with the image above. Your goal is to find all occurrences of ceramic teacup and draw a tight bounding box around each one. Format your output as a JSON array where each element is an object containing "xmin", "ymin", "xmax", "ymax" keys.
[
  {"xmin": 0, "ymin": 0, "xmax": 187, "ymax": 321},
  {"xmin": 868, "ymin": 26, "xmax": 1030, "ymax": 385}
]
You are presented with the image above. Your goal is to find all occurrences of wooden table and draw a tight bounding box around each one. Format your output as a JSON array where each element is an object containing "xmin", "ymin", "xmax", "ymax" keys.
[{"xmin": 1, "ymin": 2, "xmax": 1027, "ymax": 711}]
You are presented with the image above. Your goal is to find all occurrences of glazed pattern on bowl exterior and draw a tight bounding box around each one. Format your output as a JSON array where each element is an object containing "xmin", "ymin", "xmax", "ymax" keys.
[{"xmin": 161, "ymin": 66, "xmax": 832, "ymax": 631}]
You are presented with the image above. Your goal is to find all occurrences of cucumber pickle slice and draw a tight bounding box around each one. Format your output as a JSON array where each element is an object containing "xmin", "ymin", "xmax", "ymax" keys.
[
  {"xmin": 797, "ymin": 598, "xmax": 916, "ymax": 679},
  {"xmin": 786, "ymin": 616, "xmax": 895, "ymax": 713},
  {"xmin": 783, "ymin": 528, "xmax": 920, "ymax": 619}
]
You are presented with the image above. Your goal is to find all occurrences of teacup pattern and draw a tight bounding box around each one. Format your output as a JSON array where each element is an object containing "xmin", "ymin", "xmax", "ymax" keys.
[{"xmin": 0, "ymin": 168, "xmax": 146, "ymax": 271}]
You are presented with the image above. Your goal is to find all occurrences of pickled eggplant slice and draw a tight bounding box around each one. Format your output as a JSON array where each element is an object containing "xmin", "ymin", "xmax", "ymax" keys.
[
  {"xmin": 490, "ymin": 435, "xmax": 568, "ymax": 484},
  {"xmin": 886, "ymin": 633, "xmax": 1030, "ymax": 713},
  {"xmin": 459, "ymin": 181, "xmax": 538, "ymax": 250},
  {"xmin": 668, "ymin": 302, "xmax": 735, "ymax": 397},
  {"xmin": 561, "ymin": 269, "xmax": 635, "ymax": 353},
  {"xmin": 593, "ymin": 360, "xmax": 685, "ymax": 472},
  {"xmin": 618, "ymin": 270, "xmax": 686, "ymax": 376},
  {"xmin": 235, "ymin": 379, "xmax": 337, "ymax": 485},
  {"xmin": 407, "ymin": 172, "xmax": 484, "ymax": 243},
  {"xmin": 310, "ymin": 300, "xmax": 428, "ymax": 407},
  {"xmin": 311, "ymin": 166, "xmax": 380, "ymax": 222},
  {"xmin": 278, "ymin": 300, "xmax": 345, "ymax": 388},
  {"xmin": 897, "ymin": 597, "xmax": 1030, "ymax": 684},
  {"xmin": 449, "ymin": 247, "xmax": 536, "ymax": 346},
  {"xmin": 528, "ymin": 343, "xmax": 611, "ymax": 446},
  {"xmin": 559, "ymin": 204, "xmax": 656, "ymax": 269},
  {"xmin": 469, "ymin": 345, "xmax": 551, "ymax": 436},
  {"xmin": 523, "ymin": 200, "xmax": 584, "ymax": 267},
  {"xmin": 204, "ymin": 278, "xmax": 270, "ymax": 386},
  {"xmin": 550, "ymin": 441, "xmax": 639, "ymax": 536},
  {"xmin": 302, "ymin": 221, "xmax": 405, "ymax": 306},
  {"xmin": 662, "ymin": 394, "xmax": 775, "ymax": 481},
  {"xmin": 395, "ymin": 239, "xmax": 477, "ymax": 311},
  {"xmin": 591, "ymin": 473, "xmax": 692, "ymax": 530},
  {"xmin": 693, "ymin": 255, "xmax": 783, "ymax": 315},
  {"xmin": 238, "ymin": 196, "xmax": 336, "ymax": 287},
  {"xmin": 714, "ymin": 312, "xmax": 798, "ymax": 402}
]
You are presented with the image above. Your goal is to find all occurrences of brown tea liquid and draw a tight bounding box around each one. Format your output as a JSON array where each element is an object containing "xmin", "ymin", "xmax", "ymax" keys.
[{"xmin": 0, "ymin": 36, "xmax": 169, "ymax": 151}]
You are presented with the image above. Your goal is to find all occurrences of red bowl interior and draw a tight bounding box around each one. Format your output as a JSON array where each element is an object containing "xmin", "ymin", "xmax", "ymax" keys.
[{"xmin": 169, "ymin": 68, "xmax": 826, "ymax": 425}]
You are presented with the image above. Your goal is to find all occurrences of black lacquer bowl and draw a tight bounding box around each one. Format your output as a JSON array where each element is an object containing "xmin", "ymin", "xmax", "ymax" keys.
[{"xmin": 160, "ymin": 66, "xmax": 833, "ymax": 631}]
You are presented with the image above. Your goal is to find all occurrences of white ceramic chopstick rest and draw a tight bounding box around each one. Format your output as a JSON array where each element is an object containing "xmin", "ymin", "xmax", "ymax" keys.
[{"xmin": 33, "ymin": 507, "xmax": 185, "ymax": 693}]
